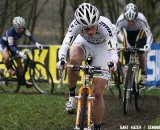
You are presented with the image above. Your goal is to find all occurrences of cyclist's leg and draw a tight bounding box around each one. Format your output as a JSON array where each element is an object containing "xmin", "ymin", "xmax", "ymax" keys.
[
  {"xmin": 15, "ymin": 59, "xmax": 24, "ymax": 75},
  {"xmin": 66, "ymin": 35, "xmax": 86, "ymax": 113},
  {"xmin": 1, "ymin": 48, "xmax": 10, "ymax": 68},
  {"xmin": 0, "ymin": 40, "xmax": 9, "ymax": 65},
  {"xmin": 137, "ymin": 36, "xmax": 147, "ymax": 83},
  {"xmin": 92, "ymin": 78, "xmax": 106, "ymax": 127},
  {"xmin": 68, "ymin": 45, "xmax": 85, "ymax": 88},
  {"xmin": 15, "ymin": 59, "xmax": 32, "ymax": 87},
  {"xmin": 91, "ymin": 42, "xmax": 111, "ymax": 128}
]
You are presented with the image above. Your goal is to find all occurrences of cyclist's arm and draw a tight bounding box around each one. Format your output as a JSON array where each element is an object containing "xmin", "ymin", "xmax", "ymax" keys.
[
  {"xmin": 6, "ymin": 29, "xmax": 19, "ymax": 53},
  {"xmin": 58, "ymin": 19, "xmax": 80, "ymax": 60},
  {"xmin": 138, "ymin": 13, "xmax": 153, "ymax": 46},
  {"xmin": 112, "ymin": 24, "xmax": 123, "ymax": 43},
  {"xmin": 59, "ymin": 34, "xmax": 77, "ymax": 60},
  {"xmin": 24, "ymin": 29, "xmax": 37, "ymax": 44},
  {"xmin": 99, "ymin": 18, "xmax": 119, "ymax": 64},
  {"xmin": 144, "ymin": 27, "xmax": 153, "ymax": 46},
  {"xmin": 107, "ymin": 38, "xmax": 119, "ymax": 64}
]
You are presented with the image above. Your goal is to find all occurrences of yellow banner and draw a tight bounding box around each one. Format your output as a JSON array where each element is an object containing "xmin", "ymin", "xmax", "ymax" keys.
[{"xmin": 0, "ymin": 45, "xmax": 84, "ymax": 84}]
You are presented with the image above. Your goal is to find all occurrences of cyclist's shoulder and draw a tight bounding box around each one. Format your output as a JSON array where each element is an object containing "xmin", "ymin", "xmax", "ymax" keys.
[
  {"xmin": 97, "ymin": 16, "xmax": 113, "ymax": 31},
  {"xmin": 24, "ymin": 28, "xmax": 32, "ymax": 36},
  {"xmin": 6, "ymin": 27, "xmax": 17, "ymax": 35},
  {"xmin": 67, "ymin": 19, "xmax": 81, "ymax": 34},
  {"xmin": 116, "ymin": 14, "xmax": 125, "ymax": 26},
  {"xmin": 136, "ymin": 12, "xmax": 148, "ymax": 23},
  {"xmin": 98, "ymin": 16, "xmax": 112, "ymax": 25}
]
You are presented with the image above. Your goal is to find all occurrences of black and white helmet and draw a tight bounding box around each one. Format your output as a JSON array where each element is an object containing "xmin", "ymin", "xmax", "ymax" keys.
[
  {"xmin": 75, "ymin": 3, "xmax": 99, "ymax": 27},
  {"xmin": 123, "ymin": 3, "xmax": 138, "ymax": 21},
  {"xmin": 13, "ymin": 16, "xmax": 26, "ymax": 28}
]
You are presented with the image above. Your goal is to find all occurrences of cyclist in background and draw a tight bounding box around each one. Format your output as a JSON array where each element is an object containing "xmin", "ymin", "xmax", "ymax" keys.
[
  {"xmin": 57, "ymin": 3, "xmax": 118, "ymax": 130},
  {"xmin": 112, "ymin": 24, "xmax": 123, "ymax": 45},
  {"xmin": 116, "ymin": 3, "xmax": 153, "ymax": 84},
  {"xmin": 0, "ymin": 16, "xmax": 43, "ymax": 87}
]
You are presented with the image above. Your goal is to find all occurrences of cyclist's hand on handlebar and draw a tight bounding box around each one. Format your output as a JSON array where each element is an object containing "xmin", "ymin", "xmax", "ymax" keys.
[
  {"xmin": 57, "ymin": 58, "xmax": 67, "ymax": 70},
  {"xmin": 143, "ymin": 44, "xmax": 151, "ymax": 51},
  {"xmin": 35, "ymin": 42, "xmax": 43, "ymax": 50},
  {"xmin": 107, "ymin": 61, "xmax": 117, "ymax": 71},
  {"xmin": 17, "ymin": 51, "xmax": 27, "ymax": 60}
]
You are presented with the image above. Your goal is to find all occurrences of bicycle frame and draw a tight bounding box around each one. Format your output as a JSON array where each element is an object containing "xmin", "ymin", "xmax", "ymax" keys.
[
  {"xmin": 125, "ymin": 47, "xmax": 140, "ymax": 91},
  {"xmin": 61, "ymin": 64, "xmax": 109, "ymax": 130},
  {"xmin": 75, "ymin": 73, "xmax": 94, "ymax": 129},
  {"xmin": 123, "ymin": 47, "xmax": 145, "ymax": 115}
]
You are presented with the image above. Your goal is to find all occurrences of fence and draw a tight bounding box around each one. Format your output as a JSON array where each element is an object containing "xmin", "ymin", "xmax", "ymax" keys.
[{"xmin": 0, "ymin": 44, "xmax": 159, "ymax": 88}]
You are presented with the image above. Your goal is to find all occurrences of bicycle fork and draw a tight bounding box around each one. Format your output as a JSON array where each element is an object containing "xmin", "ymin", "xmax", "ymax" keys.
[{"xmin": 75, "ymin": 86, "xmax": 95, "ymax": 130}]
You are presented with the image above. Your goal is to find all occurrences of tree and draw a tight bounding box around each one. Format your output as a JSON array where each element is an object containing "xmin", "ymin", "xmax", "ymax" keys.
[{"xmin": 0, "ymin": 0, "xmax": 49, "ymax": 44}]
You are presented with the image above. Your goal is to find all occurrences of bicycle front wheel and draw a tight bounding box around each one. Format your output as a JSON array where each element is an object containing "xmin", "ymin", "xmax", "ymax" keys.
[
  {"xmin": 79, "ymin": 88, "xmax": 88, "ymax": 130},
  {"xmin": 111, "ymin": 72, "xmax": 122, "ymax": 99},
  {"xmin": 123, "ymin": 64, "xmax": 133, "ymax": 115},
  {"xmin": 29, "ymin": 62, "xmax": 54, "ymax": 94},
  {"xmin": 134, "ymin": 83, "xmax": 145, "ymax": 112}
]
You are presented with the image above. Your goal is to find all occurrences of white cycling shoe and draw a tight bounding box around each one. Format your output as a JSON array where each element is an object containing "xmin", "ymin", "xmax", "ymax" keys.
[{"xmin": 65, "ymin": 96, "xmax": 76, "ymax": 114}]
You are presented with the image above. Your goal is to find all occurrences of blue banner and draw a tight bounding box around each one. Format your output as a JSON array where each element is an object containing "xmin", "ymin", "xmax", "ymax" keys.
[{"xmin": 146, "ymin": 43, "xmax": 160, "ymax": 87}]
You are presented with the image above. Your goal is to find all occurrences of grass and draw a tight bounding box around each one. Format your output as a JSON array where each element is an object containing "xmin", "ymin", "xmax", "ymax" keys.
[
  {"xmin": 0, "ymin": 85, "xmax": 159, "ymax": 130},
  {"xmin": 0, "ymin": 93, "xmax": 75, "ymax": 130},
  {"xmin": 150, "ymin": 117, "xmax": 160, "ymax": 125}
]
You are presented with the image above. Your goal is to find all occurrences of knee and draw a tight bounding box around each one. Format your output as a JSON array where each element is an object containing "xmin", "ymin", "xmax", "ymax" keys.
[
  {"xmin": 3, "ymin": 55, "xmax": 10, "ymax": 63},
  {"xmin": 94, "ymin": 91, "xmax": 103, "ymax": 100},
  {"xmin": 70, "ymin": 55, "xmax": 83, "ymax": 64}
]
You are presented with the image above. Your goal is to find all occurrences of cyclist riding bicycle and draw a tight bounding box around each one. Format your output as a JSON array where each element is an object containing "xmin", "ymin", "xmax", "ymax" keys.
[
  {"xmin": 57, "ymin": 3, "xmax": 118, "ymax": 130},
  {"xmin": 116, "ymin": 3, "xmax": 153, "ymax": 84},
  {"xmin": 0, "ymin": 16, "xmax": 43, "ymax": 87}
]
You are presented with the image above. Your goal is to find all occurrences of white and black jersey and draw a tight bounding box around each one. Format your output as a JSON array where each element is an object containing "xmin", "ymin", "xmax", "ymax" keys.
[
  {"xmin": 116, "ymin": 12, "xmax": 153, "ymax": 47},
  {"xmin": 59, "ymin": 16, "xmax": 117, "ymax": 60}
]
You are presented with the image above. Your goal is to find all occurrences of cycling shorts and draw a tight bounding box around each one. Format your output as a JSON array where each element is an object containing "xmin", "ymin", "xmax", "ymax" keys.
[{"xmin": 71, "ymin": 34, "xmax": 112, "ymax": 80}]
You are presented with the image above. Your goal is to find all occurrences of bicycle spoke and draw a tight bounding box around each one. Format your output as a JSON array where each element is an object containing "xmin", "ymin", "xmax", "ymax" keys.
[{"xmin": 30, "ymin": 62, "xmax": 54, "ymax": 94}]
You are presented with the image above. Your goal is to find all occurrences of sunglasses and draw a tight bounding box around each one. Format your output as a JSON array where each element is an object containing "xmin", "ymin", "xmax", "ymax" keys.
[
  {"xmin": 16, "ymin": 27, "xmax": 24, "ymax": 30},
  {"xmin": 83, "ymin": 26, "xmax": 97, "ymax": 31}
]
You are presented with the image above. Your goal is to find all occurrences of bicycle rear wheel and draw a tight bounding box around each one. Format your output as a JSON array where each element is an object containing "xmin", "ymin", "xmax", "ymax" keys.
[
  {"xmin": 79, "ymin": 88, "xmax": 88, "ymax": 130},
  {"xmin": 29, "ymin": 62, "xmax": 54, "ymax": 94}
]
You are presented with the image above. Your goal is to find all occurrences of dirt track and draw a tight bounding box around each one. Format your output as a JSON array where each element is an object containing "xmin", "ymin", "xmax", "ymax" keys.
[{"xmin": 103, "ymin": 95, "xmax": 160, "ymax": 130}]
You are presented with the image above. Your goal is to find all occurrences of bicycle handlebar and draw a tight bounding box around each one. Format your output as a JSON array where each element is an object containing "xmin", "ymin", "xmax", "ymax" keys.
[
  {"xmin": 11, "ymin": 48, "xmax": 42, "ymax": 60},
  {"xmin": 65, "ymin": 64, "xmax": 109, "ymax": 74},
  {"xmin": 117, "ymin": 47, "xmax": 146, "ymax": 52}
]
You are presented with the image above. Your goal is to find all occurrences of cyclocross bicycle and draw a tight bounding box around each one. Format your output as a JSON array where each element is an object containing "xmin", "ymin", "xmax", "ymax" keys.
[
  {"xmin": 121, "ymin": 47, "xmax": 146, "ymax": 115},
  {"xmin": 60, "ymin": 63, "xmax": 110, "ymax": 130},
  {"xmin": 0, "ymin": 49, "xmax": 54, "ymax": 94}
]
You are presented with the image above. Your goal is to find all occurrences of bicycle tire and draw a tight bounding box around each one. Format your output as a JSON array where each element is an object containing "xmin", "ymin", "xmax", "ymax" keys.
[
  {"xmin": 134, "ymin": 83, "xmax": 145, "ymax": 112},
  {"xmin": 79, "ymin": 88, "xmax": 88, "ymax": 130},
  {"xmin": 0, "ymin": 67, "xmax": 20, "ymax": 93},
  {"xmin": 29, "ymin": 62, "xmax": 54, "ymax": 94},
  {"xmin": 112, "ymin": 71, "xmax": 122, "ymax": 99},
  {"xmin": 123, "ymin": 64, "xmax": 133, "ymax": 115}
]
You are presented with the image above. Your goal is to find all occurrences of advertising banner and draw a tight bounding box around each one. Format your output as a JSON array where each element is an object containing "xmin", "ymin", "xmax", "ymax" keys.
[
  {"xmin": 146, "ymin": 43, "xmax": 160, "ymax": 88},
  {"xmin": 0, "ymin": 45, "xmax": 84, "ymax": 84}
]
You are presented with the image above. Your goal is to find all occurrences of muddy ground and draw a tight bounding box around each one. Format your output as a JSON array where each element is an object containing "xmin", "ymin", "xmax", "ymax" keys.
[{"xmin": 103, "ymin": 95, "xmax": 160, "ymax": 130}]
